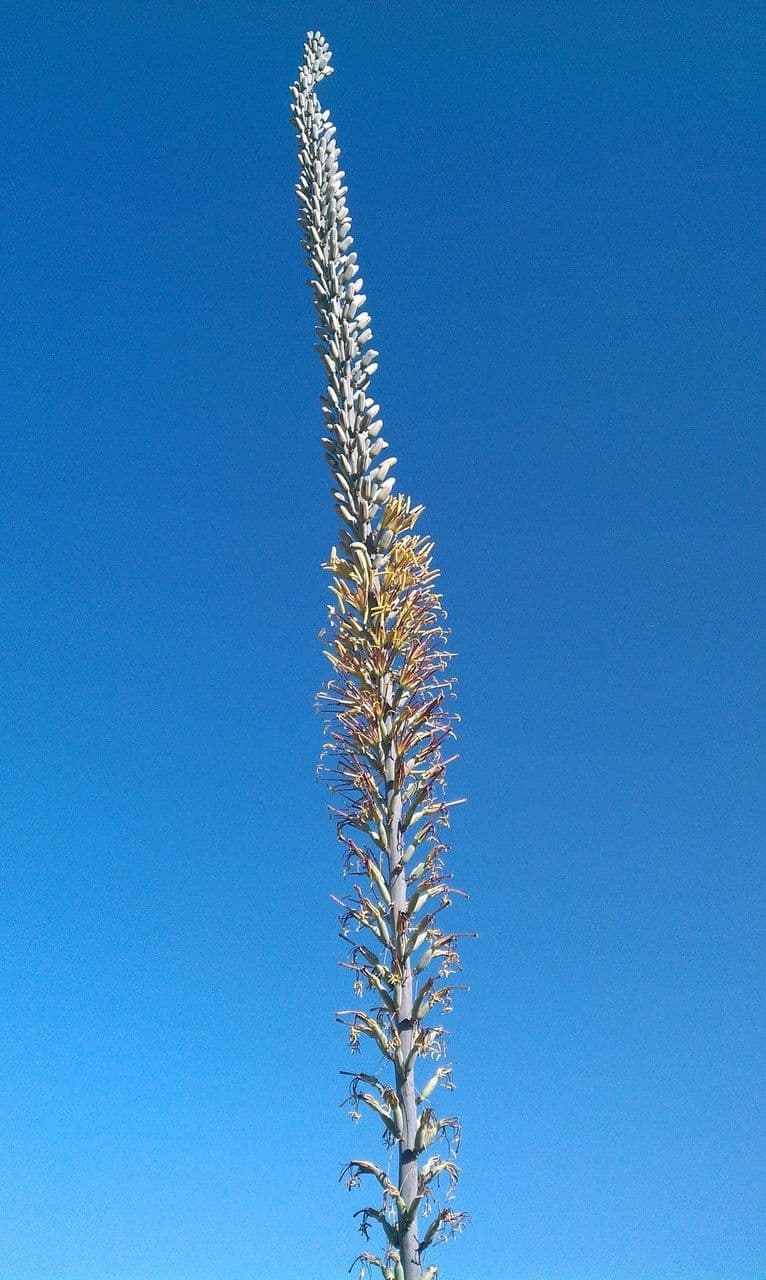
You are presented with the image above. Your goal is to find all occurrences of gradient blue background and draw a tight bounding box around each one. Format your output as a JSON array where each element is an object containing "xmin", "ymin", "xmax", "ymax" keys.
[{"xmin": 1, "ymin": 4, "xmax": 763, "ymax": 1278}]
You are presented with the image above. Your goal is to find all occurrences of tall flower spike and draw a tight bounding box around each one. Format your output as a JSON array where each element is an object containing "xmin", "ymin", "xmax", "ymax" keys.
[{"xmin": 291, "ymin": 33, "xmax": 469, "ymax": 1280}]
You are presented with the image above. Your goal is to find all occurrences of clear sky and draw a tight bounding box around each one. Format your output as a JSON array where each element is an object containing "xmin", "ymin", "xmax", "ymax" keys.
[{"xmin": 1, "ymin": 4, "xmax": 763, "ymax": 1279}]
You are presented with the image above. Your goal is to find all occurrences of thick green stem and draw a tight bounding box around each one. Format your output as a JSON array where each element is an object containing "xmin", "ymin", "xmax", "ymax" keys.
[{"xmin": 387, "ymin": 775, "xmax": 422, "ymax": 1279}]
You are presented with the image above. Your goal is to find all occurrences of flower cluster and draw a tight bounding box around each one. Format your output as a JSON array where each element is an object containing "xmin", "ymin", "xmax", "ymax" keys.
[{"xmin": 291, "ymin": 33, "xmax": 468, "ymax": 1280}]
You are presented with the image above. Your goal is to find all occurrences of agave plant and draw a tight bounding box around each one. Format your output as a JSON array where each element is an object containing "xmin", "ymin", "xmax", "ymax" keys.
[{"xmin": 290, "ymin": 33, "xmax": 469, "ymax": 1280}]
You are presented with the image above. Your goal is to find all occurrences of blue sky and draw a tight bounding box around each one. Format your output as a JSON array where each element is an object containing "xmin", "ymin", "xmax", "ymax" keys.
[{"xmin": 1, "ymin": 3, "xmax": 763, "ymax": 1279}]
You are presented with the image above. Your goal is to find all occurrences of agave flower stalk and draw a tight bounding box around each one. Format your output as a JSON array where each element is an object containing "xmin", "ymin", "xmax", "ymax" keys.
[{"xmin": 290, "ymin": 33, "xmax": 468, "ymax": 1280}]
